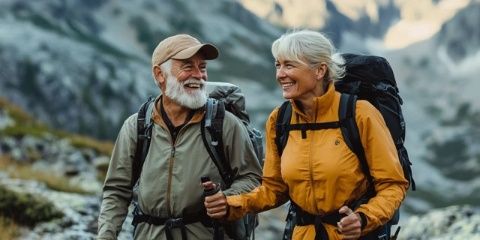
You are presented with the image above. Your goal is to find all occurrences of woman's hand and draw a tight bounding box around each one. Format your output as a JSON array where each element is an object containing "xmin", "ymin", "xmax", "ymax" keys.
[
  {"xmin": 337, "ymin": 206, "xmax": 362, "ymax": 239},
  {"xmin": 202, "ymin": 181, "xmax": 228, "ymax": 219}
]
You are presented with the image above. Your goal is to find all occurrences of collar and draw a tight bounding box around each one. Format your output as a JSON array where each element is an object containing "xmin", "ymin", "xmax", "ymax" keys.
[
  {"xmin": 290, "ymin": 82, "xmax": 336, "ymax": 121},
  {"xmin": 151, "ymin": 95, "xmax": 205, "ymax": 128}
]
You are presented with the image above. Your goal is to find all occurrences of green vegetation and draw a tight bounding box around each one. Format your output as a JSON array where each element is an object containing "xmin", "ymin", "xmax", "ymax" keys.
[
  {"xmin": 0, "ymin": 98, "xmax": 113, "ymax": 189},
  {"xmin": 0, "ymin": 216, "xmax": 20, "ymax": 240},
  {"xmin": 65, "ymin": 134, "xmax": 113, "ymax": 157},
  {"xmin": 0, "ymin": 98, "xmax": 45, "ymax": 128},
  {"xmin": 0, "ymin": 184, "xmax": 63, "ymax": 227},
  {"xmin": 0, "ymin": 156, "xmax": 91, "ymax": 195},
  {"xmin": 0, "ymin": 97, "xmax": 113, "ymax": 156}
]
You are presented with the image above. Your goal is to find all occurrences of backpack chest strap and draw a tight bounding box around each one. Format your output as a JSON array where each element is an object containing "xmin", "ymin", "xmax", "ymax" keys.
[{"xmin": 286, "ymin": 121, "xmax": 341, "ymax": 139}]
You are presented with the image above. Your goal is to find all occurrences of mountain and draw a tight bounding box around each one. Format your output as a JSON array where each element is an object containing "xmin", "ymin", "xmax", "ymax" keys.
[
  {"xmin": 0, "ymin": 0, "xmax": 282, "ymax": 139},
  {"xmin": 1, "ymin": 0, "xmax": 480, "ymax": 234},
  {"xmin": 240, "ymin": 0, "xmax": 399, "ymax": 45},
  {"xmin": 239, "ymin": 0, "xmax": 480, "ymax": 214},
  {"xmin": 239, "ymin": 0, "xmax": 472, "ymax": 49},
  {"xmin": 379, "ymin": 1, "xmax": 480, "ymax": 214}
]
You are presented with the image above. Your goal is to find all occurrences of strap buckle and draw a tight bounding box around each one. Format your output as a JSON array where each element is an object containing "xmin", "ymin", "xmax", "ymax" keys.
[{"xmin": 165, "ymin": 218, "xmax": 184, "ymax": 229}]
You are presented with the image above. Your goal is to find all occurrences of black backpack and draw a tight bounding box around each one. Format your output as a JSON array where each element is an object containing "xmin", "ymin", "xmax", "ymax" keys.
[
  {"xmin": 132, "ymin": 82, "xmax": 263, "ymax": 240},
  {"xmin": 277, "ymin": 54, "xmax": 415, "ymax": 240}
]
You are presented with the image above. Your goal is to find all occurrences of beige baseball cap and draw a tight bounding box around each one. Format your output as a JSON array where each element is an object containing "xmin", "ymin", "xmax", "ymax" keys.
[{"xmin": 151, "ymin": 34, "xmax": 219, "ymax": 66}]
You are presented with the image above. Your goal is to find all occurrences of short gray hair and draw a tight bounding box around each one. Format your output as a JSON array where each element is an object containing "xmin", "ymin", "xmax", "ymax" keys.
[
  {"xmin": 160, "ymin": 59, "xmax": 172, "ymax": 78},
  {"xmin": 153, "ymin": 59, "xmax": 172, "ymax": 88},
  {"xmin": 271, "ymin": 30, "xmax": 345, "ymax": 81}
]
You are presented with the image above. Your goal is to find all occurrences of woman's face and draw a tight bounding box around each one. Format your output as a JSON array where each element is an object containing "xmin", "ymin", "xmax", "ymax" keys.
[{"xmin": 275, "ymin": 58, "xmax": 320, "ymax": 100}]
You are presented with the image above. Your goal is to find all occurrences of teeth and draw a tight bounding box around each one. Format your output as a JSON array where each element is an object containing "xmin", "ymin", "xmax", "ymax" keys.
[
  {"xmin": 186, "ymin": 83, "xmax": 201, "ymax": 88},
  {"xmin": 282, "ymin": 82, "xmax": 294, "ymax": 87},
  {"xmin": 184, "ymin": 81, "xmax": 203, "ymax": 88}
]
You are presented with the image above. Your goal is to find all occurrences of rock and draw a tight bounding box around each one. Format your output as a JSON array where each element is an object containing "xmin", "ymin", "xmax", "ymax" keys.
[
  {"xmin": 399, "ymin": 205, "xmax": 480, "ymax": 240},
  {"xmin": 0, "ymin": 110, "xmax": 14, "ymax": 129}
]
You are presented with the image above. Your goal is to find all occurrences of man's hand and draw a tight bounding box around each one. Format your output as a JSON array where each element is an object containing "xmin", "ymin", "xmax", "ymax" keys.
[
  {"xmin": 202, "ymin": 181, "xmax": 228, "ymax": 219},
  {"xmin": 337, "ymin": 206, "xmax": 362, "ymax": 239}
]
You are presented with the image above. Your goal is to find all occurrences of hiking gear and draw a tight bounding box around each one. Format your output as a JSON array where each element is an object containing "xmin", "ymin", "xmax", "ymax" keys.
[
  {"xmin": 132, "ymin": 211, "xmax": 213, "ymax": 240},
  {"xmin": 277, "ymin": 54, "xmax": 413, "ymax": 239},
  {"xmin": 225, "ymin": 83, "xmax": 408, "ymax": 240},
  {"xmin": 202, "ymin": 83, "xmax": 263, "ymax": 240},
  {"xmin": 336, "ymin": 54, "xmax": 415, "ymax": 190},
  {"xmin": 201, "ymin": 176, "xmax": 224, "ymax": 240},
  {"xmin": 98, "ymin": 92, "xmax": 262, "ymax": 240},
  {"xmin": 132, "ymin": 82, "xmax": 263, "ymax": 240}
]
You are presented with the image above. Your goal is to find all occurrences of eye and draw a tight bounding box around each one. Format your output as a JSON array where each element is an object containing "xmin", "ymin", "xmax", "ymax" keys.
[
  {"xmin": 199, "ymin": 64, "xmax": 207, "ymax": 72},
  {"xmin": 275, "ymin": 63, "xmax": 280, "ymax": 69},
  {"xmin": 182, "ymin": 64, "xmax": 193, "ymax": 71}
]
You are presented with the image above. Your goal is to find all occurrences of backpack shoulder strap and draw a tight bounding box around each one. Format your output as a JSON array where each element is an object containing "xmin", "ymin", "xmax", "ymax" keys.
[
  {"xmin": 201, "ymin": 98, "xmax": 235, "ymax": 188},
  {"xmin": 132, "ymin": 96, "xmax": 155, "ymax": 187},
  {"xmin": 339, "ymin": 93, "xmax": 374, "ymax": 188},
  {"xmin": 275, "ymin": 101, "xmax": 292, "ymax": 157}
]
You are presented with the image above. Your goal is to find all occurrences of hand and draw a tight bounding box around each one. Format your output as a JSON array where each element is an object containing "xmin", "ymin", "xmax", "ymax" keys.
[
  {"xmin": 202, "ymin": 181, "xmax": 228, "ymax": 219},
  {"xmin": 337, "ymin": 206, "xmax": 362, "ymax": 239}
]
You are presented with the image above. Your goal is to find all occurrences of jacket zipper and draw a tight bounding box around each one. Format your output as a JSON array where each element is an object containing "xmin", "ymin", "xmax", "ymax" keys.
[
  {"xmin": 308, "ymin": 134, "xmax": 320, "ymax": 213},
  {"xmin": 165, "ymin": 124, "xmax": 188, "ymax": 217},
  {"xmin": 166, "ymin": 145, "xmax": 175, "ymax": 217},
  {"xmin": 306, "ymin": 110, "xmax": 321, "ymax": 214}
]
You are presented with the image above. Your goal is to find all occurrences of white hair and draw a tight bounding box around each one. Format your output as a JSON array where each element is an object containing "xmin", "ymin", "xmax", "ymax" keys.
[
  {"xmin": 159, "ymin": 60, "xmax": 207, "ymax": 109},
  {"xmin": 271, "ymin": 30, "xmax": 345, "ymax": 81}
]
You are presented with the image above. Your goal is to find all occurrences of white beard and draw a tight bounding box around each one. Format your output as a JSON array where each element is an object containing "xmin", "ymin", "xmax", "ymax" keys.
[{"xmin": 164, "ymin": 74, "xmax": 207, "ymax": 109}]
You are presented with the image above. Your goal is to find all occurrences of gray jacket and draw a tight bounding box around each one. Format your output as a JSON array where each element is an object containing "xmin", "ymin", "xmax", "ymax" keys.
[{"xmin": 97, "ymin": 98, "xmax": 262, "ymax": 239}]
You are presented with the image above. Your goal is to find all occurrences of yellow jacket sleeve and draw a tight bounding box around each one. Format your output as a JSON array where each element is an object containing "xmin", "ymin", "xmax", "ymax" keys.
[
  {"xmin": 226, "ymin": 108, "xmax": 289, "ymax": 220},
  {"xmin": 354, "ymin": 100, "xmax": 409, "ymax": 234}
]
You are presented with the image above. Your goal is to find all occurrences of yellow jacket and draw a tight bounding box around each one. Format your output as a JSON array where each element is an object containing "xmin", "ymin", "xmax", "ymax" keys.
[{"xmin": 226, "ymin": 83, "xmax": 408, "ymax": 239}]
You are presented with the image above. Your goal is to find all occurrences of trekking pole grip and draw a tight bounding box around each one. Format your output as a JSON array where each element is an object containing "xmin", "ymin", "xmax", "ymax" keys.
[
  {"xmin": 201, "ymin": 176, "xmax": 224, "ymax": 240},
  {"xmin": 201, "ymin": 176, "xmax": 220, "ymax": 196}
]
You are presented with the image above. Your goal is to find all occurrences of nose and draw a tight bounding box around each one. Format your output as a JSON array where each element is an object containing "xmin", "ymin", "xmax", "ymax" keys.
[{"xmin": 276, "ymin": 67, "xmax": 286, "ymax": 79}]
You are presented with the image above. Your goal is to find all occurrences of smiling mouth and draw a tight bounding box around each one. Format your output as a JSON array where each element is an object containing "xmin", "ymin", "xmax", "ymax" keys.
[
  {"xmin": 185, "ymin": 83, "xmax": 202, "ymax": 88},
  {"xmin": 184, "ymin": 80, "xmax": 205, "ymax": 90},
  {"xmin": 281, "ymin": 82, "xmax": 295, "ymax": 90}
]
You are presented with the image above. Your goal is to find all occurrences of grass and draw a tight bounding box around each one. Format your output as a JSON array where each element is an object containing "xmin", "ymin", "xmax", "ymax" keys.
[
  {"xmin": 0, "ymin": 184, "xmax": 63, "ymax": 227},
  {"xmin": 0, "ymin": 97, "xmax": 113, "ymax": 156},
  {"xmin": 0, "ymin": 156, "xmax": 91, "ymax": 195},
  {"xmin": 64, "ymin": 133, "xmax": 113, "ymax": 157},
  {"xmin": 0, "ymin": 216, "xmax": 20, "ymax": 240}
]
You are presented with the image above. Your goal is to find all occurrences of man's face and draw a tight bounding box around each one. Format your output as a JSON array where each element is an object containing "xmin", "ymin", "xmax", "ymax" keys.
[{"xmin": 163, "ymin": 54, "xmax": 208, "ymax": 109}]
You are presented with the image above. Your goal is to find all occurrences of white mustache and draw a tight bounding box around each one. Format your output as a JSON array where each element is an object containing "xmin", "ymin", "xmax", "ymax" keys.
[{"xmin": 183, "ymin": 79, "xmax": 206, "ymax": 87}]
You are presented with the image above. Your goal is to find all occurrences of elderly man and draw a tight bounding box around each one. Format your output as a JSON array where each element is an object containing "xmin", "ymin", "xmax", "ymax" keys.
[{"xmin": 97, "ymin": 34, "xmax": 262, "ymax": 240}]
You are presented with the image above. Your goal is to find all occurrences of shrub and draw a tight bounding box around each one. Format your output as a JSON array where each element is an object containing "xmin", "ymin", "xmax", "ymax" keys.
[
  {"xmin": 0, "ymin": 184, "xmax": 63, "ymax": 227},
  {"xmin": 0, "ymin": 216, "xmax": 20, "ymax": 239}
]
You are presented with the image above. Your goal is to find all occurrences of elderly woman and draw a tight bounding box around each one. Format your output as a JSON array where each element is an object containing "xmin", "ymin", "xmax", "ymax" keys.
[{"xmin": 204, "ymin": 30, "xmax": 408, "ymax": 240}]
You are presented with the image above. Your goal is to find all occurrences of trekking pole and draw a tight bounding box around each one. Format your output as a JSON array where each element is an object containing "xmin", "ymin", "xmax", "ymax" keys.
[
  {"xmin": 390, "ymin": 226, "xmax": 401, "ymax": 240},
  {"xmin": 201, "ymin": 176, "xmax": 224, "ymax": 240}
]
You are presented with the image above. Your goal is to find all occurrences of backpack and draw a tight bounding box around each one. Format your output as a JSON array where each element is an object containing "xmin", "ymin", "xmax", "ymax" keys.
[
  {"xmin": 132, "ymin": 82, "xmax": 263, "ymax": 240},
  {"xmin": 278, "ymin": 54, "xmax": 415, "ymax": 240}
]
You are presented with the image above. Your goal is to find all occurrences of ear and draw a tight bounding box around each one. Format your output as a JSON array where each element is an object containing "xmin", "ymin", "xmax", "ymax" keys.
[
  {"xmin": 153, "ymin": 65, "xmax": 166, "ymax": 86},
  {"xmin": 316, "ymin": 63, "xmax": 327, "ymax": 80}
]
